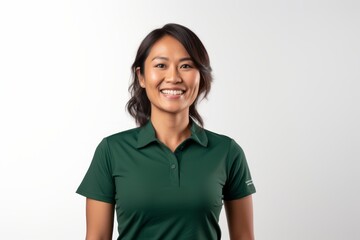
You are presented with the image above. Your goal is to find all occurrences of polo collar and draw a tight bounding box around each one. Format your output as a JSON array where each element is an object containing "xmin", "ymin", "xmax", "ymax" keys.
[
  {"xmin": 189, "ymin": 120, "xmax": 208, "ymax": 147},
  {"xmin": 136, "ymin": 119, "xmax": 208, "ymax": 149},
  {"xmin": 136, "ymin": 120, "xmax": 157, "ymax": 148}
]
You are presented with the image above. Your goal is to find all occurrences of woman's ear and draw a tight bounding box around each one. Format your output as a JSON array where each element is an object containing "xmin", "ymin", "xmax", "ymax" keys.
[{"xmin": 136, "ymin": 67, "xmax": 145, "ymax": 88}]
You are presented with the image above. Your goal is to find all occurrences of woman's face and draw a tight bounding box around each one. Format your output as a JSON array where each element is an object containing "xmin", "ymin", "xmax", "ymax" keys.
[{"xmin": 137, "ymin": 35, "xmax": 200, "ymax": 117}]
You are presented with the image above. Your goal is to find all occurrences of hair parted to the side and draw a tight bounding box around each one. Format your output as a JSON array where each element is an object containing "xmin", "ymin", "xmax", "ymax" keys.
[{"xmin": 126, "ymin": 23, "xmax": 212, "ymax": 127}]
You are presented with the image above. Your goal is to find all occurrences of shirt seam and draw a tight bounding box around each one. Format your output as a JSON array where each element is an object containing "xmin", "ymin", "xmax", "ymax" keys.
[
  {"xmin": 224, "ymin": 138, "xmax": 233, "ymax": 187},
  {"xmin": 103, "ymin": 137, "xmax": 114, "ymax": 176}
]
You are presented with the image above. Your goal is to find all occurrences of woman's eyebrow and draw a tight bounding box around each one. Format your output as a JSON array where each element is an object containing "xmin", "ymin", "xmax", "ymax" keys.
[
  {"xmin": 152, "ymin": 56, "xmax": 168, "ymax": 61},
  {"xmin": 151, "ymin": 56, "xmax": 193, "ymax": 62},
  {"xmin": 179, "ymin": 57, "xmax": 193, "ymax": 62}
]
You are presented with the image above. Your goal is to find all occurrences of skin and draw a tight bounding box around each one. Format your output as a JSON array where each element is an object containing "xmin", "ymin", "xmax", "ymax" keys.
[
  {"xmin": 85, "ymin": 198, "xmax": 114, "ymax": 240},
  {"xmin": 85, "ymin": 35, "xmax": 255, "ymax": 240},
  {"xmin": 224, "ymin": 195, "xmax": 255, "ymax": 240},
  {"xmin": 137, "ymin": 35, "xmax": 200, "ymax": 151}
]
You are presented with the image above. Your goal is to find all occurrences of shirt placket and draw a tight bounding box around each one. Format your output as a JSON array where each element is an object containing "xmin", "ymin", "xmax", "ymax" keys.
[{"xmin": 162, "ymin": 143, "xmax": 185, "ymax": 187}]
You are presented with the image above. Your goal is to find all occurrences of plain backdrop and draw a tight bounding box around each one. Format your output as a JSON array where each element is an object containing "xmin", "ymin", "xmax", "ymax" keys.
[{"xmin": 1, "ymin": 0, "xmax": 359, "ymax": 239}]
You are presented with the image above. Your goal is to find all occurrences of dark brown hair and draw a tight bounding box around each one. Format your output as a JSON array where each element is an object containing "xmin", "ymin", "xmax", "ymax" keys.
[{"xmin": 126, "ymin": 23, "xmax": 212, "ymax": 126}]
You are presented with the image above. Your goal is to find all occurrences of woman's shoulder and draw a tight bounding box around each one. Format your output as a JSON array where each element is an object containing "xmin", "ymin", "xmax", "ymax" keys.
[
  {"xmin": 203, "ymin": 127, "xmax": 233, "ymax": 143},
  {"xmin": 202, "ymin": 127, "xmax": 244, "ymax": 152},
  {"xmin": 101, "ymin": 126, "xmax": 143, "ymax": 145}
]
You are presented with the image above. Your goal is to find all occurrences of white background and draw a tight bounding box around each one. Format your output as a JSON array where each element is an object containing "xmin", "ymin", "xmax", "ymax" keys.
[{"xmin": 1, "ymin": 0, "xmax": 359, "ymax": 239}]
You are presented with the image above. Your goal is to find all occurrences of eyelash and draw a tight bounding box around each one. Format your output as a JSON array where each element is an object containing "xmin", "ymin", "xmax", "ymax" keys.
[
  {"xmin": 180, "ymin": 64, "xmax": 192, "ymax": 69},
  {"xmin": 154, "ymin": 64, "xmax": 193, "ymax": 69},
  {"xmin": 155, "ymin": 64, "xmax": 165, "ymax": 68}
]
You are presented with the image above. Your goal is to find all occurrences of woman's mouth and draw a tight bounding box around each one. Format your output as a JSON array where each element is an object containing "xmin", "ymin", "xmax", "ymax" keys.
[{"xmin": 160, "ymin": 89, "xmax": 185, "ymax": 95}]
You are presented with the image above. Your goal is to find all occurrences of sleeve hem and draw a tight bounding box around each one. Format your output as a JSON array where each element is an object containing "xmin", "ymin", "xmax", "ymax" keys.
[
  {"xmin": 76, "ymin": 189, "xmax": 115, "ymax": 204},
  {"xmin": 223, "ymin": 189, "xmax": 256, "ymax": 201}
]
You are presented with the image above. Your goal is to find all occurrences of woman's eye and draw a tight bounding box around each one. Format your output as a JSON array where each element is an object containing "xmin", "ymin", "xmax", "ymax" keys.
[
  {"xmin": 155, "ymin": 64, "xmax": 165, "ymax": 68},
  {"xmin": 180, "ymin": 64, "xmax": 192, "ymax": 69}
]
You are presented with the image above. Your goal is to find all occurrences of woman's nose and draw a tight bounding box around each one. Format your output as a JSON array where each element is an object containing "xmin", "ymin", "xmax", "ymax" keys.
[{"xmin": 165, "ymin": 66, "xmax": 182, "ymax": 83}]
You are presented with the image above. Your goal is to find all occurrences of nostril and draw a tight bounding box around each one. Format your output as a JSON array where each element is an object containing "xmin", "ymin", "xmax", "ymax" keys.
[{"xmin": 165, "ymin": 76, "xmax": 182, "ymax": 83}]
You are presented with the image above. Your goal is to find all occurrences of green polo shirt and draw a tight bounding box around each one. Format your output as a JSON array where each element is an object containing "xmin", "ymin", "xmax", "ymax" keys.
[{"xmin": 76, "ymin": 120, "xmax": 256, "ymax": 240}]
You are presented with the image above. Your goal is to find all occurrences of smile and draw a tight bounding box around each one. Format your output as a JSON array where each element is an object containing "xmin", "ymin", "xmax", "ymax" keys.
[{"xmin": 160, "ymin": 89, "xmax": 185, "ymax": 95}]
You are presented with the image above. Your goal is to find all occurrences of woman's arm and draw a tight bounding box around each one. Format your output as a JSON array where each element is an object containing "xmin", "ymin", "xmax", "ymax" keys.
[
  {"xmin": 85, "ymin": 198, "xmax": 115, "ymax": 240},
  {"xmin": 224, "ymin": 195, "xmax": 254, "ymax": 240}
]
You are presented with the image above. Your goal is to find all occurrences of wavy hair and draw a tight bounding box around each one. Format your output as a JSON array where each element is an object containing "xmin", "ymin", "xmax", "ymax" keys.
[{"xmin": 126, "ymin": 23, "xmax": 212, "ymax": 127}]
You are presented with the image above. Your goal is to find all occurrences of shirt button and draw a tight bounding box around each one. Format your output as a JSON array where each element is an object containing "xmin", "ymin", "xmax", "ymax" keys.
[{"xmin": 171, "ymin": 164, "xmax": 176, "ymax": 169}]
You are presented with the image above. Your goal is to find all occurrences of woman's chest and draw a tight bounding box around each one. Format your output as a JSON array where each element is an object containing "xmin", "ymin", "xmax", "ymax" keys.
[{"xmin": 111, "ymin": 146, "xmax": 228, "ymax": 213}]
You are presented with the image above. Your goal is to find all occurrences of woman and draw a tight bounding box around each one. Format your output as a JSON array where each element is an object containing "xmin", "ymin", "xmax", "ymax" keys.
[{"xmin": 77, "ymin": 23, "xmax": 256, "ymax": 240}]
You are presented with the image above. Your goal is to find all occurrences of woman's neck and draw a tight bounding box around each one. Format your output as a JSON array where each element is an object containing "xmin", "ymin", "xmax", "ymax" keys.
[{"xmin": 150, "ymin": 111, "xmax": 191, "ymax": 152}]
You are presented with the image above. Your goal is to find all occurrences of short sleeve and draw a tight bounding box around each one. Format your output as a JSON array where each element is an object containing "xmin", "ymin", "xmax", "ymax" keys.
[
  {"xmin": 76, "ymin": 138, "xmax": 115, "ymax": 204},
  {"xmin": 223, "ymin": 139, "xmax": 256, "ymax": 201}
]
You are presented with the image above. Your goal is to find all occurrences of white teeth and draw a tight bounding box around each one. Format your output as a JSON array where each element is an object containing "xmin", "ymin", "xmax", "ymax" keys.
[{"xmin": 161, "ymin": 89, "xmax": 184, "ymax": 95}]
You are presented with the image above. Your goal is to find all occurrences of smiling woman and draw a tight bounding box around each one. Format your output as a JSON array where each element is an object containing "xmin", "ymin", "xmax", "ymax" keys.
[
  {"xmin": 76, "ymin": 23, "xmax": 256, "ymax": 240},
  {"xmin": 137, "ymin": 35, "xmax": 201, "ymax": 124},
  {"xmin": 127, "ymin": 23, "xmax": 212, "ymax": 127}
]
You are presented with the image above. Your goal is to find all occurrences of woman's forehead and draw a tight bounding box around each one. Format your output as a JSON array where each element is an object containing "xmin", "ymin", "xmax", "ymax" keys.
[{"xmin": 147, "ymin": 35, "xmax": 190, "ymax": 60}]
